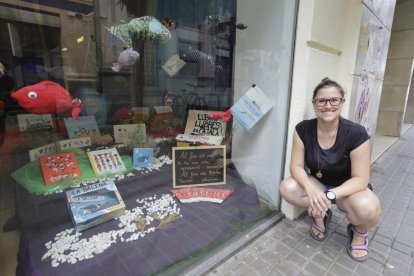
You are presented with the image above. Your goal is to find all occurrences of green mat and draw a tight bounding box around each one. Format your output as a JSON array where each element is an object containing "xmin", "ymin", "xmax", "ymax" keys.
[{"xmin": 11, "ymin": 151, "xmax": 134, "ymax": 195}]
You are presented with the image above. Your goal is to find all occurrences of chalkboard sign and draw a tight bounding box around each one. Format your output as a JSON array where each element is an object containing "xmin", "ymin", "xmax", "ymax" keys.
[{"xmin": 172, "ymin": 146, "xmax": 226, "ymax": 188}]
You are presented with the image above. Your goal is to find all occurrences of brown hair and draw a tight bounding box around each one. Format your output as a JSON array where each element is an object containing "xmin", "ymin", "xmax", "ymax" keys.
[{"xmin": 312, "ymin": 77, "xmax": 345, "ymax": 99}]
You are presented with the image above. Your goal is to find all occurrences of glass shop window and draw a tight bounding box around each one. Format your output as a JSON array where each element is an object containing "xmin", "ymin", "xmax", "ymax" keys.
[{"xmin": 0, "ymin": 0, "xmax": 295, "ymax": 275}]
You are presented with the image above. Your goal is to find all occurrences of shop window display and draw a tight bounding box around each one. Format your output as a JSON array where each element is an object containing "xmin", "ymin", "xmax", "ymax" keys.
[{"xmin": 0, "ymin": 0, "xmax": 296, "ymax": 275}]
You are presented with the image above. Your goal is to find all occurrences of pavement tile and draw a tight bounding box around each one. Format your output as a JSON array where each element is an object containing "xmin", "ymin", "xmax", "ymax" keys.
[
  {"xmin": 369, "ymin": 248, "xmax": 388, "ymax": 264},
  {"xmin": 287, "ymin": 229, "xmax": 306, "ymax": 242},
  {"xmin": 373, "ymin": 233, "xmax": 393, "ymax": 246},
  {"xmin": 265, "ymin": 267, "xmax": 285, "ymax": 276},
  {"xmin": 249, "ymin": 256, "xmax": 273, "ymax": 275},
  {"xmin": 362, "ymin": 257, "xmax": 385, "ymax": 272},
  {"xmin": 391, "ymin": 241, "xmax": 414, "ymax": 255},
  {"xmin": 279, "ymin": 236, "xmax": 300, "ymax": 249},
  {"xmin": 370, "ymin": 240, "xmax": 391, "ymax": 256},
  {"xmin": 259, "ymin": 250, "xmax": 284, "ymax": 265},
  {"xmin": 354, "ymin": 263, "xmax": 382, "ymax": 276},
  {"xmin": 232, "ymin": 263, "xmax": 260, "ymax": 276},
  {"xmin": 310, "ymin": 252, "xmax": 333, "ymax": 269},
  {"xmin": 275, "ymin": 260, "xmax": 300, "ymax": 276},
  {"xmin": 319, "ymin": 246, "xmax": 340, "ymax": 260},
  {"xmin": 235, "ymin": 252, "xmax": 259, "ymax": 266},
  {"xmin": 383, "ymin": 256, "xmax": 411, "ymax": 275},
  {"xmin": 395, "ymin": 224, "xmax": 414, "ymax": 247},
  {"xmin": 286, "ymin": 251, "xmax": 307, "ymax": 268},
  {"xmin": 328, "ymin": 263, "xmax": 353, "ymax": 275},
  {"xmin": 389, "ymin": 247, "xmax": 413, "ymax": 264},
  {"xmin": 301, "ymin": 262, "xmax": 328, "ymax": 276},
  {"xmin": 333, "ymin": 254, "xmax": 358, "ymax": 271},
  {"xmin": 330, "ymin": 231, "xmax": 348, "ymax": 245},
  {"xmin": 267, "ymin": 240, "xmax": 291, "ymax": 255},
  {"xmin": 322, "ymin": 238, "xmax": 344, "ymax": 254}
]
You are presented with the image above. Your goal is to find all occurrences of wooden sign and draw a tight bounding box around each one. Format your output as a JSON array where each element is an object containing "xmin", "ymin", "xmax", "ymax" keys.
[{"xmin": 172, "ymin": 146, "xmax": 226, "ymax": 188}]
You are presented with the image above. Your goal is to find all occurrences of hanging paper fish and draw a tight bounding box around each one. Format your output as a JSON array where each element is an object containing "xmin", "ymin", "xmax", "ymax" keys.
[
  {"xmin": 111, "ymin": 48, "xmax": 140, "ymax": 72},
  {"xmin": 208, "ymin": 108, "xmax": 233, "ymax": 122},
  {"xmin": 180, "ymin": 47, "xmax": 222, "ymax": 72},
  {"xmin": 235, "ymin": 23, "xmax": 248, "ymax": 30},
  {"xmin": 207, "ymin": 15, "xmax": 224, "ymax": 23},
  {"xmin": 11, "ymin": 80, "xmax": 84, "ymax": 119},
  {"xmin": 106, "ymin": 16, "xmax": 171, "ymax": 49}
]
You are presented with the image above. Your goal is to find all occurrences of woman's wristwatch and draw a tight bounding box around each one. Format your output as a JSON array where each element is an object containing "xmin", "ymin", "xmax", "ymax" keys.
[{"xmin": 325, "ymin": 190, "xmax": 336, "ymax": 200}]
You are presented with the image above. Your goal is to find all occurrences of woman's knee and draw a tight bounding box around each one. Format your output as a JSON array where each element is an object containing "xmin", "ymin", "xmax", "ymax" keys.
[
  {"xmin": 350, "ymin": 195, "xmax": 381, "ymax": 223},
  {"xmin": 279, "ymin": 177, "xmax": 300, "ymax": 199}
]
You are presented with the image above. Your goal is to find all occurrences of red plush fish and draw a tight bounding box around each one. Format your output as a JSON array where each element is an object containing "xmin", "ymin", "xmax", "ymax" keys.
[
  {"xmin": 11, "ymin": 80, "xmax": 83, "ymax": 119},
  {"xmin": 208, "ymin": 108, "xmax": 232, "ymax": 122}
]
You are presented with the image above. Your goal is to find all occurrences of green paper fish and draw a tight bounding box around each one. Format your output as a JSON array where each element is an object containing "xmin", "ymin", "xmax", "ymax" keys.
[{"xmin": 106, "ymin": 16, "xmax": 171, "ymax": 48}]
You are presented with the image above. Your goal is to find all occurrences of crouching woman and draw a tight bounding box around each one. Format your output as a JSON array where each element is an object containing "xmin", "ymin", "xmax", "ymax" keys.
[{"xmin": 279, "ymin": 78, "xmax": 381, "ymax": 262}]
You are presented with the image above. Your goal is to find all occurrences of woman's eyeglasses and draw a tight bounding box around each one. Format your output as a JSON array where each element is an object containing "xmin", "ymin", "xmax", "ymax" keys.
[{"xmin": 312, "ymin": 97, "xmax": 344, "ymax": 107}]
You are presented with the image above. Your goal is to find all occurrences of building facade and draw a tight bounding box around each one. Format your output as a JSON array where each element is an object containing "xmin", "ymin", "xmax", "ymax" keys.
[{"xmin": 0, "ymin": 0, "xmax": 408, "ymax": 275}]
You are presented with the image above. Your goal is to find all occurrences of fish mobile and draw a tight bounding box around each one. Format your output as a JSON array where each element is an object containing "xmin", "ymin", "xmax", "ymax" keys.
[{"xmin": 11, "ymin": 80, "xmax": 84, "ymax": 120}]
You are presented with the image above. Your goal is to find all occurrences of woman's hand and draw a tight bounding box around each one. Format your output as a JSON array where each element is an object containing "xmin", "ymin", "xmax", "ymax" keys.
[
  {"xmin": 306, "ymin": 185, "xmax": 331, "ymax": 214},
  {"xmin": 308, "ymin": 205, "xmax": 326, "ymax": 218}
]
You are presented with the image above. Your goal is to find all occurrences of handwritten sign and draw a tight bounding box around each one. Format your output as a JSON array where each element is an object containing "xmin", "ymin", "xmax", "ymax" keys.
[
  {"xmin": 185, "ymin": 110, "xmax": 227, "ymax": 136},
  {"xmin": 172, "ymin": 146, "xmax": 226, "ymax": 188}
]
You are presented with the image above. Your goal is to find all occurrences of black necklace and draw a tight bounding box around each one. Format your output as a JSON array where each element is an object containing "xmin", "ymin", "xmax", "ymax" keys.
[{"xmin": 316, "ymin": 129, "xmax": 337, "ymax": 179}]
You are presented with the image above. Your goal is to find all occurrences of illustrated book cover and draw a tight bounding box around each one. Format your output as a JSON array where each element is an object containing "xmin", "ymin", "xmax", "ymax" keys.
[
  {"xmin": 39, "ymin": 152, "xmax": 82, "ymax": 186},
  {"xmin": 113, "ymin": 123, "xmax": 146, "ymax": 145},
  {"xmin": 231, "ymin": 85, "xmax": 273, "ymax": 130},
  {"xmin": 64, "ymin": 115, "xmax": 101, "ymax": 139},
  {"xmin": 133, "ymin": 148, "xmax": 153, "ymax": 168},
  {"xmin": 184, "ymin": 109, "xmax": 227, "ymax": 137},
  {"xmin": 87, "ymin": 148, "xmax": 126, "ymax": 176},
  {"xmin": 66, "ymin": 180, "xmax": 125, "ymax": 232},
  {"xmin": 29, "ymin": 142, "xmax": 57, "ymax": 161},
  {"xmin": 17, "ymin": 113, "xmax": 54, "ymax": 132},
  {"xmin": 171, "ymin": 187, "xmax": 234, "ymax": 203}
]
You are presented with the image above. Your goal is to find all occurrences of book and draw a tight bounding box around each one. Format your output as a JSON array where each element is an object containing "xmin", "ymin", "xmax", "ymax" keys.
[
  {"xmin": 39, "ymin": 152, "xmax": 82, "ymax": 186},
  {"xmin": 66, "ymin": 180, "xmax": 126, "ymax": 232},
  {"xmin": 17, "ymin": 113, "xmax": 54, "ymax": 132},
  {"xmin": 113, "ymin": 123, "xmax": 146, "ymax": 145},
  {"xmin": 171, "ymin": 187, "xmax": 234, "ymax": 203},
  {"xmin": 231, "ymin": 85, "xmax": 273, "ymax": 130},
  {"xmin": 184, "ymin": 109, "xmax": 227, "ymax": 137},
  {"xmin": 133, "ymin": 148, "xmax": 153, "ymax": 168},
  {"xmin": 64, "ymin": 115, "xmax": 101, "ymax": 139},
  {"xmin": 87, "ymin": 148, "xmax": 126, "ymax": 176},
  {"xmin": 29, "ymin": 142, "xmax": 57, "ymax": 161}
]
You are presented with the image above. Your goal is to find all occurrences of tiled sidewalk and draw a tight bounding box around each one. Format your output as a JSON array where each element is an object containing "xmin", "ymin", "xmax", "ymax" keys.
[{"xmin": 208, "ymin": 126, "xmax": 414, "ymax": 276}]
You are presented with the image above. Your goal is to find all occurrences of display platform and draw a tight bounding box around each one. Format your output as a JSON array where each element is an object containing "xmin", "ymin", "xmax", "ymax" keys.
[{"xmin": 11, "ymin": 140, "xmax": 271, "ymax": 275}]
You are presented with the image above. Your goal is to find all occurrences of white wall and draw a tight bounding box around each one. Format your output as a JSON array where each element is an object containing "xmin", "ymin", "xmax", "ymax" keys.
[{"xmin": 282, "ymin": 0, "xmax": 363, "ymax": 219}]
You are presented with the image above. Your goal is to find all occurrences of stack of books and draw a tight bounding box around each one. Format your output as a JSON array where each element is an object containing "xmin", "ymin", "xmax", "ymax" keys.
[{"xmin": 66, "ymin": 180, "xmax": 125, "ymax": 232}]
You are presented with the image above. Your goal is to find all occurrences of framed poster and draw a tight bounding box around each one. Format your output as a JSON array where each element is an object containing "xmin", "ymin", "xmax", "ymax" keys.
[{"xmin": 172, "ymin": 145, "xmax": 226, "ymax": 188}]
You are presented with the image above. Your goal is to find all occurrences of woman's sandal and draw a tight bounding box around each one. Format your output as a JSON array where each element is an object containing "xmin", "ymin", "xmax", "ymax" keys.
[
  {"xmin": 347, "ymin": 224, "xmax": 369, "ymax": 262},
  {"xmin": 310, "ymin": 209, "xmax": 332, "ymax": 241}
]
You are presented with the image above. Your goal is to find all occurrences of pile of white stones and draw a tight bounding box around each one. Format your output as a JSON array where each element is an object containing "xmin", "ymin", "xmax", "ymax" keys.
[{"xmin": 42, "ymin": 193, "xmax": 181, "ymax": 267}]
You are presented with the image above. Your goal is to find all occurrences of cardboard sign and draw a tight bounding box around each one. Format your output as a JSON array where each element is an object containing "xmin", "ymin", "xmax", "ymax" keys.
[
  {"xmin": 172, "ymin": 146, "xmax": 226, "ymax": 188},
  {"xmin": 185, "ymin": 109, "xmax": 227, "ymax": 136}
]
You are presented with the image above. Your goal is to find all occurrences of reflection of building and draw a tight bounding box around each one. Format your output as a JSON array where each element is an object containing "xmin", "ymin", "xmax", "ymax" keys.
[{"xmin": 0, "ymin": 0, "xmax": 404, "ymax": 275}]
